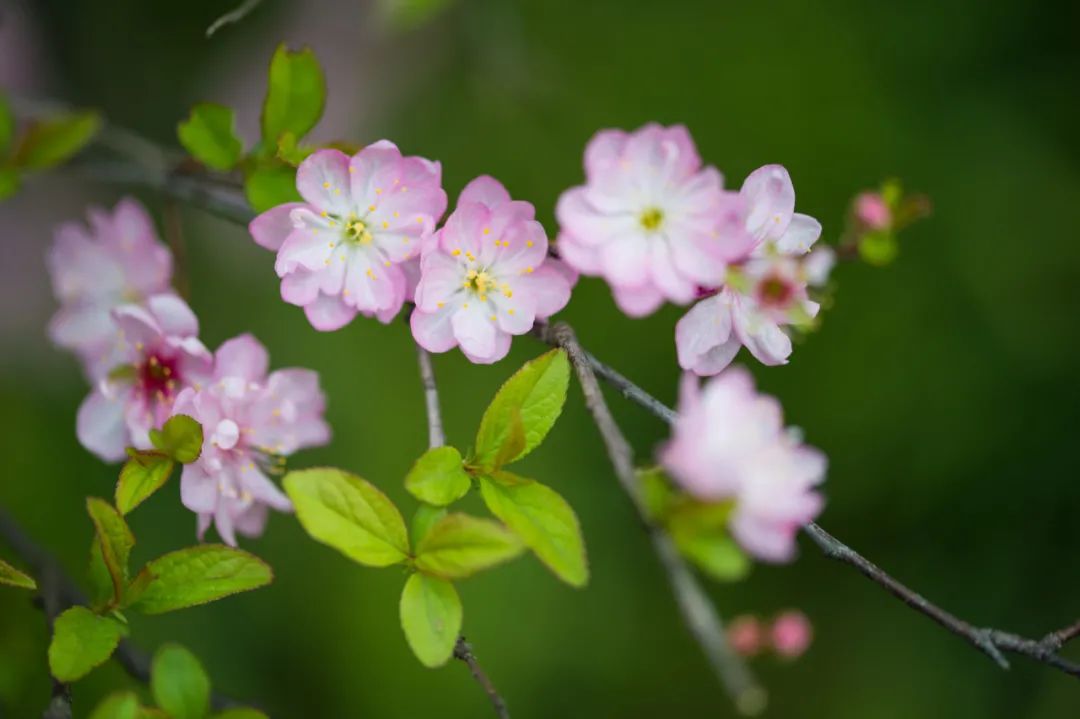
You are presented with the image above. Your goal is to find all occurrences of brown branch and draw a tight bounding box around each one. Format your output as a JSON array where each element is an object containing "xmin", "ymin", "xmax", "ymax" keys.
[
  {"xmin": 454, "ymin": 638, "xmax": 510, "ymax": 719},
  {"xmin": 540, "ymin": 322, "xmax": 766, "ymax": 715}
]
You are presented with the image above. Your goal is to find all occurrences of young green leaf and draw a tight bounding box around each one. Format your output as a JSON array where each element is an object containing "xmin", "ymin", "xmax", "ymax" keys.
[
  {"xmin": 116, "ymin": 451, "xmax": 175, "ymax": 515},
  {"xmin": 473, "ymin": 349, "xmax": 570, "ymax": 470},
  {"xmin": 261, "ymin": 44, "xmax": 325, "ymax": 143},
  {"xmin": 88, "ymin": 539, "xmax": 115, "ymax": 609},
  {"xmin": 0, "ymin": 557, "xmax": 36, "ymax": 590},
  {"xmin": 637, "ymin": 466, "xmax": 676, "ymax": 521},
  {"xmin": 151, "ymin": 644, "xmax": 211, "ymax": 719},
  {"xmin": 244, "ymin": 164, "xmax": 301, "ymax": 213},
  {"xmin": 48, "ymin": 606, "xmax": 128, "ymax": 682},
  {"xmin": 86, "ymin": 497, "xmax": 135, "ymax": 603},
  {"xmin": 89, "ymin": 691, "xmax": 142, "ymax": 719},
  {"xmin": 12, "ymin": 111, "xmax": 101, "ymax": 170},
  {"xmin": 399, "ymin": 573, "xmax": 461, "ymax": 668},
  {"xmin": 284, "ymin": 467, "xmax": 410, "ymax": 567},
  {"xmin": 666, "ymin": 501, "xmax": 749, "ymax": 582},
  {"xmin": 491, "ymin": 409, "xmax": 526, "ymax": 470},
  {"xmin": 177, "ymin": 104, "xmax": 244, "ymax": 171},
  {"xmin": 130, "ymin": 545, "xmax": 273, "ymax": 615},
  {"xmin": 410, "ymin": 503, "xmax": 447, "ymax": 548},
  {"xmin": 276, "ymin": 131, "xmax": 314, "ymax": 166},
  {"xmin": 404, "ymin": 446, "xmax": 471, "ymax": 506},
  {"xmin": 148, "ymin": 414, "xmax": 203, "ymax": 464},
  {"xmin": 414, "ymin": 513, "xmax": 523, "ymax": 579},
  {"xmin": 212, "ymin": 710, "xmax": 269, "ymax": 719},
  {"xmin": 478, "ymin": 472, "xmax": 587, "ymax": 587},
  {"xmin": 0, "ymin": 93, "xmax": 13, "ymax": 156}
]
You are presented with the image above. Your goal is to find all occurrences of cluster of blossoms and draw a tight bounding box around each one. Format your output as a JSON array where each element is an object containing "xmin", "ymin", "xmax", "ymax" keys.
[
  {"xmin": 727, "ymin": 611, "xmax": 814, "ymax": 659},
  {"xmin": 47, "ymin": 199, "xmax": 330, "ymax": 544}
]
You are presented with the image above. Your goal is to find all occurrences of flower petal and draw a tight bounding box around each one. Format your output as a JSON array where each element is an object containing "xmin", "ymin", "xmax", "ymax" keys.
[
  {"xmin": 250, "ymin": 202, "xmax": 306, "ymax": 251},
  {"xmin": 296, "ymin": 149, "xmax": 354, "ymax": 215}
]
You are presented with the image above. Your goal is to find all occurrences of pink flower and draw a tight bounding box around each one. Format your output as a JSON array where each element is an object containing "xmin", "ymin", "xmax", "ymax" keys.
[
  {"xmin": 659, "ymin": 370, "xmax": 826, "ymax": 562},
  {"xmin": 556, "ymin": 124, "xmax": 739, "ymax": 317},
  {"xmin": 172, "ymin": 334, "xmax": 330, "ymax": 545},
  {"xmin": 727, "ymin": 615, "xmax": 764, "ymax": 657},
  {"xmin": 46, "ymin": 198, "xmax": 173, "ymax": 380},
  {"xmin": 675, "ymin": 165, "xmax": 823, "ymax": 374},
  {"xmin": 76, "ymin": 295, "xmax": 212, "ymax": 462},
  {"xmin": 248, "ymin": 142, "xmax": 448, "ymax": 331},
  {"xmin": 411, "ymin": 176, "xmax": 574, "ymax": 364},
  {"xmin": 770, "ymin": 610, "xmax": 813, "ymax": 659},
  {"xmin": 853, "ymin": 191, "xmax": 892, "ymax": 230}
]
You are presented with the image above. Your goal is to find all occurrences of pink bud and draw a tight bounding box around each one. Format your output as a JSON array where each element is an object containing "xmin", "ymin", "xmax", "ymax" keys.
[
  {"xmin": 854, "ymin": 192, "xmax": 892, "ymax": 230},
  {"xmin": 727, "ymin": 615, "xmax": 763, "ymax": 657},
  {"xmin": 770, "ymin": 611, "xmax": 813, "ymax": 659}
]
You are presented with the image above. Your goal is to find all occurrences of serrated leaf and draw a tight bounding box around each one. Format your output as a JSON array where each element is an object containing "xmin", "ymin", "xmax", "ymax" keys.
[
  {"xmin": 261, "ymin": 44, "xmax": 325, "ymax": 143},
  {"xmin": 177, "ymin": 103, "xmax": 243, "ymax": 171},
  {"xmin": 414, "ymin": 513, "xmax": 523, "ymax": 579},
  {"xmin": 410, "ymin": 504, "xmax": 447, "ymax": 548},
  {"xmin": 399, "ymin": 573, "xmax": 461, "ymax": 668},
  {"xmin": 404, "ymin": 446, "xmax": 471, "ymax": 506},
  {"xmin": 0, "ymin": 93, "xmax": 13, "ymax": 156},
  {"xmin": 151, "ymin": 644, "xmax": 211, "ymax": 719},
  {"xmin": 116, "ymin": 451, "xmax": 175, "ymax": 515},
  {"xmin": 130, "ymin": 545, "xmax": 272, "ymax": 615},
  {"xmin": 478, "ymin": 472, "xmax": 588, "ymax": 587},
  {"xmin": 48, "ymin": 606, "xmax": 127, "ymax": 682},
  {"xmin": 244, "ymin": 163, "xmax": 301, "ymax": 213},
  {"xmin": 473, "ymin": 349, "xmax": 569, "ymax": 470},
  {"xmin": 88, "ymin": 539, "xmax": 114, "ymax": 609},
  {"xmin": 86, "ymin": 497, "xmax": 134, "ymax": 605},
  {"xmin": 284, "ymin": 467, "xmax": 409, "ymax": 567},
  {"xmin": 89, "ymin": 691, "xmax": 141, "ymax": 719},
  {"xmin": 148, "ymin": 414, "xmax": 203, "ymax": 464},
  {"xmin": 12, "ymin": 110, "xmax": 100, "ymax": 170},
  {"xmin": 0, "ymin": 557, "xmax": 36, "ymax": 590}
]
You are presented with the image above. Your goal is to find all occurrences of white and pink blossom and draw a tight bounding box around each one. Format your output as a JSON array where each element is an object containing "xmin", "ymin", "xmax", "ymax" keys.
[
  {"xmin": 76, "ymin": 295, "xmax": 212, "ymax": 462},
  {"xmin": 46, "ymin": 198, "xmax": 173, "ymax": 380},
  {"xmin": 411, "ymin": 176, "xmax": 574, "ymax": 364},
  {"xmin": 172, "ymin": 334, "xmax": 329, "ymax": 545},
  {"xmin": 248, "ymin": 142, "xmax": 448, "ymax": 331},
  {"xmin": 659, "ymin": 370, "xmax": 826, "ymax": 563},
  {"xmin": 556, "ymin": 124, "xmax": 741, "ymax": 317}
]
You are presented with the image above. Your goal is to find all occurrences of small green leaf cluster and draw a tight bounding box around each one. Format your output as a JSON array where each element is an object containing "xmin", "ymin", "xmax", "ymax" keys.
[
  {"xmin": 176, "ymin": 44, "xmax": 332, "ymax": 212},
  {"xmin": 90, "ymin": 643, "xmax": 265, "ymax": 719},
  {"xmin": 49, "ymin": 416, "xmax": 274, "ymax": 684},
  {"xmin": 285, "ymin": 349, "xmax": 588, "ymax": 668},
  {"xmin": 0, "ymin": 556, "xmax": 37, "ymax": 591},
  {"xmin": 638, "ymin": 467, "xmax": 750, "ymax": 583},
  {"xmin": 854, "ymin": 179, "xmax": 932, "ymax": 267},
  {"xmin": 0, "ymin": 92, "xmax": 101, "ymax": 201}
]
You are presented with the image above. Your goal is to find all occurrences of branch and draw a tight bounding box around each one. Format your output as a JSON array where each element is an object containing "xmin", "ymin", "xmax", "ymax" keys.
[
  {"xmin": 205, "ymin": 0, "xmax": 264, "ymax": 38},
  {"xmin": 0, "ymin": 507, "xmax": 250, "ymax": 711},
  {"xmin": 539, "ymin": 322, "xmax": 765, "ymax": 715},
  {"xmin": 412, "ymin": 336, "xmax": 511, "ymax": 719}
]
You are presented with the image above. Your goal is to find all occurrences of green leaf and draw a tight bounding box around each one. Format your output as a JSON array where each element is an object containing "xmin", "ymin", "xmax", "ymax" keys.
[
  {"xmin": 148, "ymin": 414, "xmax": 203, "ymax": 464},
  {"xmin": 637, "ymin": 466, "xmax": 675, "ymax": 521},
  {"xmin": 116, "ymin": 451, "xmax": 175, "ymax": 515},
  {"xmin": 667, "ymin": 501, "xmax": 749, "ymax": 582},
  {"xmin": 410, "ymin": 504, "xmax": 447, "ymax": 548},
  {"xmin": 858, "ymin": 229, "xmax": 898, "ymax": 266},
  {"xmin": 88, "ymin": 539, "xmax": 114, "ymax": 609},
  {"xmin": 478, "ymin": 472, "xmax": 588, "ymax": 587},
  {"xmin": 86, "ymin": 497, "xmax": 135, "ymax": 604},
  {"xmin": 130, "ymin": 545, "xmax": 273, "ymax": 615},
  {"xmin": 12, "ymin": 110, "xmax": 101, "ymax": 170},
  {"xmin": 381, "ymin": 0, "xmax": 457, "ymax": 31},
  {"xmin": 0, "ymin": 557, "xmax": 36, "ymax": 590},
  {"xmin": 261, "ymin": 44, "xmax": 325, "ymax": 143},
  {"xmin": 275, "ymin": 131, "xmax": 314, "ymax": 166},
  {"xmin": 404, "ymin": 446, "xmax": 471, "ymax": 506},
  {"xmin": 0, "ymin": 167, "xmax": 19, "ymax": 200},
  {"xmin": 492, "ymin": 408, "xmax": 526, "ymax": 470},
  {"xmin": 414, "ymin": 513, "xmax": 523, "ymax": 579},
  {"xmin": 473, "ymin": 349, "xmax": 570, "ymax": 470},
  {"xmin": 177, "ymin": 103, "xmax": 243, "ymax": 171},
  {"xmin": 0, "ymin": 93, "xmax": 13, "ymax": 156},
  {"xmin": 89, "ymin": 691, "xmax": 141, "ymax": 719},
  {"xmin": 212, "ymin": 710, "xmax": 268, "ymax": 719},
  {"xmin": 244, "ymin": 164, "xmax": 301, "ymax": 213},
  {"xmin": 48, "ymin": 606, "xmax": 127, "ymax": 682},
  {"xmin": 399, "ymin": 573, "xmax": 461, "ymax": 668},
  {"xmin": 151, "ymin": 644, "xmax": 211, "ymax": 719},
  {"xmin": 284, "ymin": 467, "xmax": 409, "ymax": 567}
]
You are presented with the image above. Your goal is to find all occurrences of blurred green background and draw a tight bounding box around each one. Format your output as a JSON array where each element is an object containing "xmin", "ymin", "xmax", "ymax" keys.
[{"xmin": 2, "ymin": 0, "xmax": 1079, "ymax": 716}]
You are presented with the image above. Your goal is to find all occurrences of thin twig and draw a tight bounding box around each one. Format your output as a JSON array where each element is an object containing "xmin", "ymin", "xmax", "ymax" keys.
[
  {"xmin": 412, "ymin": 333, "xmax": 511, "ymax": 719},
  {"xmin": 541, "ymin": 322, "xmax": 766, "ymax": 715},
  {"xmin": 205, "ymin": 0, "xmax": 264, "ymax": 38},
  {"xmin": 0, "ymin": 507, "xmax": 249, "ymax": 710}
]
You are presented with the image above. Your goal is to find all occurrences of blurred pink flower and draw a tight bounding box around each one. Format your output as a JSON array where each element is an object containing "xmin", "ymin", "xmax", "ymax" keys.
[
  {"xmin": 411, "ymin": 176, "xmax": 574, "ymax": 364},
  {"xmin": 727, "ymin": 615, "xmax": 764, "ymax": 657},
  {"xmin": 76, "ymin": 295, "xmax": 212, "ymax": 462},
  {"xmin": 248, "ymin": 142, "xmax": 447, "ymax": 330},
  {"xmin": 556, "ymin": 124, "xmax": 739, "ymax": 317},
  {"xmin": 173, "ymin": 334, "xmax": 330, "ymax": 545},
  {"xmin": 659, "ymin": 370, "xmax": 826, "ymax": 562},
  {"xmin": 46, "ymin": 198, "xmax": 173, "ymax": 380},
  {"xmin": 770, "ymin": 610, "xmax": 814, "ymax": 659},
  {"xmin": 854, "ymin": 191, "xmax": 892, "ymax": 230}
]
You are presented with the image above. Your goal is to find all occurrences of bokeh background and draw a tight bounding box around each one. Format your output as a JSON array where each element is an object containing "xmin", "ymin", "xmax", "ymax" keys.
[{"xmin": 2, "ymin": 0, "xmax": 1079, "ymax": 716}]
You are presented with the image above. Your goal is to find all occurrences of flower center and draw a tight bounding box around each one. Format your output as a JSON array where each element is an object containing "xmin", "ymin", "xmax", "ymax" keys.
[
  {"xmin": 640, "ymin": 207, "xmax": 664, "ymax": 232},
  {"xmin": 463, "ymin": 269, "xmax": 497, "ymax": 300},
  {"xmin": 139, "ymin": 353, "xmax": 179, "ymax": 401},
  {"xmin": 345, "ymin": 219, "xmax": 373, "ymax": 245},
  {"xmin": 757, "ymin": 275, "xmax": 796, "ymax": 308}
]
